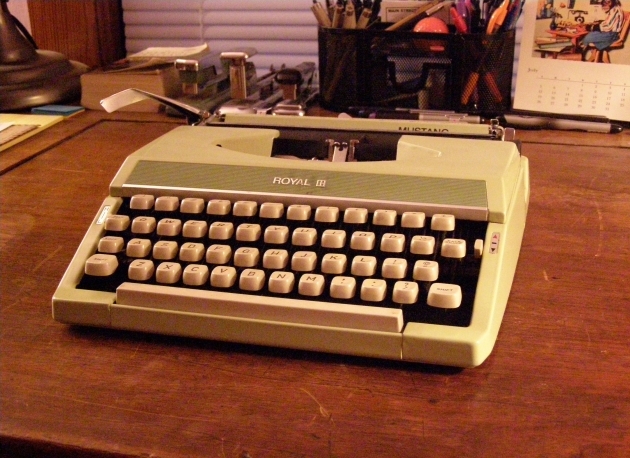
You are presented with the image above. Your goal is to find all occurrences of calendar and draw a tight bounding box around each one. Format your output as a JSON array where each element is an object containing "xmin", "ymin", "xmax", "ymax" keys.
[{"xmin": 514, "ymin": 0, "xmax": 630, "ymax": 122}]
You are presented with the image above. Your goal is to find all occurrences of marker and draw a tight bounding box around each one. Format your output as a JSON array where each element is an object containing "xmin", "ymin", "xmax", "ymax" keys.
[
  {"xmin": 456, "ymin": 0, "xmax": 470, "ymax": 31},
  {"xmin": 486, "ymin": 0, "xmax": 510, "ymax": 34},
  {"xmin": 450, "ymin": 5, "xmax": 468, "ymax": 33},
  {"xmin": 501, "ymin": 114, "xmax": 623, "ymax": 134}
]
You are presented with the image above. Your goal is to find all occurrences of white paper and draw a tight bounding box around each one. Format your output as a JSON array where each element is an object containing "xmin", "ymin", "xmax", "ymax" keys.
[
  {"xmin": 514, "ymin": 0, "xmax": 630, "ymax": 122},
  {"xmin": 127, "ymin": 43, "xmax": 210, "ymax": 61}
]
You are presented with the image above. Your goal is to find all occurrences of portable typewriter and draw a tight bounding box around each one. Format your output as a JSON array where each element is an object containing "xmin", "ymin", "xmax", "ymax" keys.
[{"xmin": 52, "ymin": 90, "xmax": 529, "ymax": 367}]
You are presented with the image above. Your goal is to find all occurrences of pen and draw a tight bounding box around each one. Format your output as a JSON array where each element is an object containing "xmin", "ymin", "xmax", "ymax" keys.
[
  {"xmin": 372, "ymin": 0, "xmax": 382, "ymax": 19},
  {"xmin": 504, "ymin": 0, "xmax": 524, "ymax": 31},
  {"xmin": 347, "ymin": 107, "xmax": 483, "ymax": 123},
  {"xmin": 332, "ymin": 0, "xmax": 345, "ymax": 28},
  {"xmin": 450, "ymin": 5, "xmax": 468, "ymax": 33},
  {"xmin": 486, "ymin": 0, "xmax": 510, "ymax": 34},
  {"xmin": 500, "ymin": 114, "xmax": 623, "ymax": 134},
  {"xmin": 311, "ymin": 0, "xmax": 332, "ymax": 27},
  {"xmin": 356, "ymin": 2, "xmax": 373, "ymax": 29},
  {"xmin": 343, "ymin": 1, "xmax": 357, "ymax": 28}
]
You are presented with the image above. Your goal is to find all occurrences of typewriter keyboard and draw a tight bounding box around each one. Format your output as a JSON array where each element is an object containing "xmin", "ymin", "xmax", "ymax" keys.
[{"xmin": 78, "ymin": 194, "xmax": 488, "ymax": 332}]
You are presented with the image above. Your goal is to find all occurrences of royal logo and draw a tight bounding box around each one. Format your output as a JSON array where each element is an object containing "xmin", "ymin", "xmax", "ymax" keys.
[{"xmin": 272, "ymin": 177, "xmax": 326, "ymax": 187}]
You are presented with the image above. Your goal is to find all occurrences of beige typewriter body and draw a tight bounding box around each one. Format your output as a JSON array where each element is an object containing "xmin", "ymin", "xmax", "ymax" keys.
[{"xmin": 53, "ymin": 116, "xmax": 529, "ymax": 367}]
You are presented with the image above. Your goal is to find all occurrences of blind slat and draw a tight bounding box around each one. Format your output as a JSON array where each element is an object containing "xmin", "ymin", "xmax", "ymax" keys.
[
  {"xmin": 201, "ymin": 0, "xmax": 312, "ymax": 10},
  {"xmin": 208, "ymin": 40, "xmax": 317, "ymax": 55},
  {"xmin": 126, "ymin": 26, "xmax": 202, "ymax": 39},
  {"xmin": 203, "ymin": 26, "xmax": 316, "ymax": 41},
  {"xmin": 122, "ymin": 0, "xmax": 319, "ymax": 73},
  {"xmin": 124, "ymin": 0, "xmax": 203, "ymax": 11},
  {"xmin": 201, "ymin": 11, "xmax": 316, "ymax": 25},
  {"xmin": 124, "ymin": 11, "xmax": 201, "ymax": 25}
]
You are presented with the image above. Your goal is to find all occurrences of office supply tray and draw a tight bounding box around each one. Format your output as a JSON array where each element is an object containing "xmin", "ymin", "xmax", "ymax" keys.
[
  {"xmin": 53, "ymin": 120, "xmax": 529, "ymax": 367},
  {"xmin": 318, "ymin": 26, "xmax": 515, "ymax": 114}
]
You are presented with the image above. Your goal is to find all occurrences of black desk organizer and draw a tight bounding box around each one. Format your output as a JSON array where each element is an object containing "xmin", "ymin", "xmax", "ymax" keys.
[{"xmin": 318, "ymin": 25, "xmax": 515, "ymax": 114}]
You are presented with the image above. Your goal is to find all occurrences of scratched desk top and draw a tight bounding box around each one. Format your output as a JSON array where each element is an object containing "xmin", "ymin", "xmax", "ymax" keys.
[{"xmin": 1, "ymin": 111, "xmax": 629, "ymax": 457}]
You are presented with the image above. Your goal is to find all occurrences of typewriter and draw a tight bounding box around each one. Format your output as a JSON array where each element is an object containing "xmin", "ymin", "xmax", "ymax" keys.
[{"xmin": 53, "ymin": 91, "xmax": 529, "ymax": 367}]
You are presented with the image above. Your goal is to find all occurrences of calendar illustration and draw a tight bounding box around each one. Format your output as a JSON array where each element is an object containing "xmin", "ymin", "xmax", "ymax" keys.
[{"xmin": 514, "ymin": 0, "xmax": 630, "ymax": 122}]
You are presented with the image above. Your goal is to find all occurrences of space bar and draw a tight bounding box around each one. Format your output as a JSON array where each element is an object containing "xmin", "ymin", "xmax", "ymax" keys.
[{"xmin": 116, "ymin": 283, "xmax": 404, "ymax": 333}]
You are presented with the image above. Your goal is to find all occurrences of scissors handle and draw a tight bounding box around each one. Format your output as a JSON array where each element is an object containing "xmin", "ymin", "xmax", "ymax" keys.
[
  {"xmin": 483, "ymin": 72, "xmax": 503, "ymax": 103},
  {"xmin": 461, "ymin": 72, "xmax": 480, "ymax": 105}
]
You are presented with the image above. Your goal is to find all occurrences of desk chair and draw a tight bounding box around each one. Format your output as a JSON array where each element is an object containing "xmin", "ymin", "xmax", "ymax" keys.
[{"xmin": 586, "ymin": 10, "xmax": 630, "ymax": 63}]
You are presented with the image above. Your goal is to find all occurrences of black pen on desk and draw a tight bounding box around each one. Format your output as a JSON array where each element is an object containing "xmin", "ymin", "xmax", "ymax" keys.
[
  {"xmin": 347, "ymin": 107, "xmax": 483, "ymax": 123},
  {"xmin": 500, "ymin": 114, "xmax": 623, "ymax": 134}
]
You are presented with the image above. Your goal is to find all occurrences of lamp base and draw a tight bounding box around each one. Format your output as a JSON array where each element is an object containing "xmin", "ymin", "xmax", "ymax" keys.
[{"xmin": 0, "ymin": 50, "xmax": 88, "ymax": 111}]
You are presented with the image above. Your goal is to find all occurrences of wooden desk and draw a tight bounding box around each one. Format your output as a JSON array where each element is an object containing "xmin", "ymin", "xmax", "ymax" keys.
[
  {"xmin": 1, "ymin": 111, "xmax": 629, "ymax": 457},
  {"xmin": 533, "ymin": 28, "xmax": 589, "ymax": 59},
  {"xmin": 544, "ymin": 28, "xmax": 589, "ymax": 51}
]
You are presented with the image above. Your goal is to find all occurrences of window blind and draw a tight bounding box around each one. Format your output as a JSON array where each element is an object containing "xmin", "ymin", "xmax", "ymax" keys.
[{"xmin": 122, "ymin": 0, "xmax": 320, "ymax": 74}]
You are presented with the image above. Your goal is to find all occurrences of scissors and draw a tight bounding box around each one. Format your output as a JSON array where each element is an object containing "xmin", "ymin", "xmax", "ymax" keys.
[{"xmin": 460, "ymin": 0, "xmax": 512, "ymax": 105}]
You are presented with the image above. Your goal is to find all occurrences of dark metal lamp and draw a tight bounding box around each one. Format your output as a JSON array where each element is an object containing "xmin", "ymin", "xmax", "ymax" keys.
[{"xmin": 0, "ymin": 0, "xmax": 88, "ymax": 111}]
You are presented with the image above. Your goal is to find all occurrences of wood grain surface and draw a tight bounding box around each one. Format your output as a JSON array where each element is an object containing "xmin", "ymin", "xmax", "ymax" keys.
[{"xmin": 1, "ymin": 112, "xmax": 629, "ymax": 457}]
